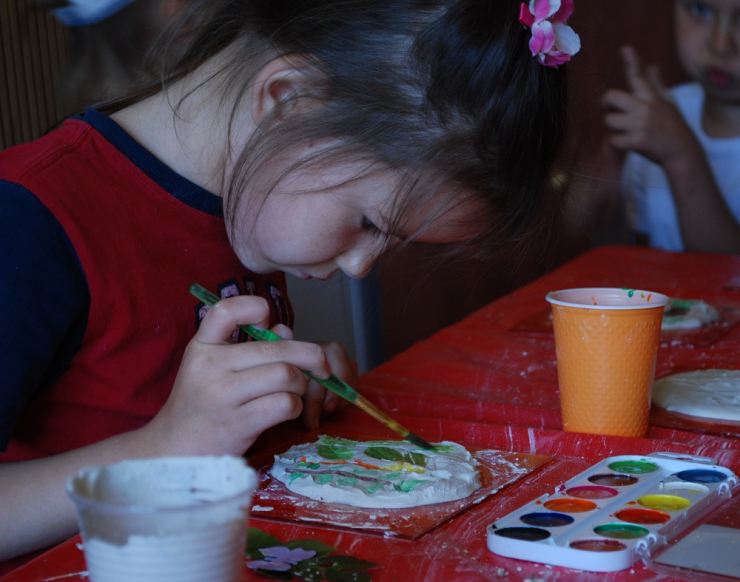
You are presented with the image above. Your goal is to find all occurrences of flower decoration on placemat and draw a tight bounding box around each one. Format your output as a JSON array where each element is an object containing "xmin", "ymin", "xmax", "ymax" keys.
[
  {"xmin": 247, "ymin": 527, "xmax": 376, "ymax": 581},
  {"xmin": 518, "ymin": 0, "xmax": 581, "ymax": 67}
]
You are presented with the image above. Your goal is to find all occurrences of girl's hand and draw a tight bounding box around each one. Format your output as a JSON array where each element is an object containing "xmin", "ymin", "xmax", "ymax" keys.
[
  {"xmin": 271, "ymin": 325, "xmax": 356, "ymax": 430},
  {"xmin": 145, "ymin": 295, "xmax": 332, "ymax": 456},
  {"xmin": 602, "ymin": 46, "xmax": 701, "ymax": 166},
  {"xmin": 308, "ymin": 340, "xmax": 357, "ymax": 430}
]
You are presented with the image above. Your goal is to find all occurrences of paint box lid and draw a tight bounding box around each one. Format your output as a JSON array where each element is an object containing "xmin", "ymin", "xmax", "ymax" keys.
[{"xmin": 644, "ymin": 491, "xmax": 740, "ymax": 581}]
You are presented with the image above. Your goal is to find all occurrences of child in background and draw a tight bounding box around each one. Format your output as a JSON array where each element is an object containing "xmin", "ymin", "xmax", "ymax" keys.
[
  {"xmin": 602, "ymin": 0, "xmax": 740, "ymax": 253},
  {"xmin": 31, "ymin": 0, "xmax": 184, "ymax": 116},
  {"xmin": 0, "ymin": 0, "xmax": 578, "ymax": 562}
]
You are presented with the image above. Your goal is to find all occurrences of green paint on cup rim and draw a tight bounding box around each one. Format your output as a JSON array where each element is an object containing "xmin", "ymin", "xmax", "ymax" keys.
[{"xmin": 607, "ymin": 460, "xmax": 659, "ymax": 474}]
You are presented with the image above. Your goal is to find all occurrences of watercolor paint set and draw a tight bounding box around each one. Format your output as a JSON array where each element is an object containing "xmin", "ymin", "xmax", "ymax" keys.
[{"xmin": 487, "ymin": 453, "xmax": 738, "ymax": 573}]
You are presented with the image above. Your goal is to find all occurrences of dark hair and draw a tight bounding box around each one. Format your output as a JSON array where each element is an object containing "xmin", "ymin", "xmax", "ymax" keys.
[{"xmin": 136, "ymin": 0, "xmax": 570, "ymax": 259}]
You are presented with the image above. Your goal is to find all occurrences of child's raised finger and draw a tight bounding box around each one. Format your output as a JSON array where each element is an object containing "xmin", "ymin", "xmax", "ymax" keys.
[{"xmin": 620, "ymin": 45, "xmax": 653, "ymax": 100}]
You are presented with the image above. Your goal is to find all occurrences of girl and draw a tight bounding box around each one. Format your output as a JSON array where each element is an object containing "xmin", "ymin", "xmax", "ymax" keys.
[
  {"xmin": 0, "ymin": 0, "xmax": 578, "ymax": 563},
  {"xmin": 603, "ymin": 0, "xmax": 740, "ymax": 253}
]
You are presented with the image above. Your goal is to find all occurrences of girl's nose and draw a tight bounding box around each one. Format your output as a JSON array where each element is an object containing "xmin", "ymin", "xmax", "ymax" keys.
[
  {"xmin": 708, "ymin": 20, "xmax": 735, "ymax": 56},
  {"xmin": 335, "ymin": 239, "xmax": 384, "ymax": 279}
]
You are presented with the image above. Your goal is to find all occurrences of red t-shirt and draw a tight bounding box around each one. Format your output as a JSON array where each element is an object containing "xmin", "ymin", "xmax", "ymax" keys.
[{"xmin": 0, "ymin": 109, "xmax": 293, "ymax": 462}]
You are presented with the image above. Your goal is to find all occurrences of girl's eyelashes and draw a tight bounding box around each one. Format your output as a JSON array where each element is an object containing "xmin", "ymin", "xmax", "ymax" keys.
[
  {"xmin": 681, "ymin": 0, "xmax": 715, "ymax": 21},
  {"xmin": 361, "ymin": 215, "xmax": 386, "ymax": 238}
]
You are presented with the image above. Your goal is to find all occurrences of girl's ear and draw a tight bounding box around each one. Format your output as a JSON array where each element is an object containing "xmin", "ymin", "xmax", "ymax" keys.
[{"xmin": 249, "ymin": 56, "xmax": 318, "ymax": 124}]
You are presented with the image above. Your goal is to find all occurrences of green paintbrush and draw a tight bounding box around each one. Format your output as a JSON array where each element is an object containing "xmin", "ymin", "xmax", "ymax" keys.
[{"xmin": 189, "ymin": 283, "xmax": 435, "ymax": 450}]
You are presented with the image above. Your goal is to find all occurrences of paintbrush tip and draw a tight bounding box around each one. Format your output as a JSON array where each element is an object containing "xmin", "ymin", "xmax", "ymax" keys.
[{"xmin": 406, "ymin": 432, "xmax": 436, "ymax": 450}]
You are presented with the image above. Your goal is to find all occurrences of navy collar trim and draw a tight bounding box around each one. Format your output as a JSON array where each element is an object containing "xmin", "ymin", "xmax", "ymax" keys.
[{"xmin": 74, "ymin": 108, "xmax": 223, "ymax": 217}]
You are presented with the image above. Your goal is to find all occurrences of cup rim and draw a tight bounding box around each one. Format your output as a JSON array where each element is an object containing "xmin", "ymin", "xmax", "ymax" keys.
[
  {"xmin": 545, "ymin": 287, "xmax": 669, "ymax": 310},
  {"xmin": 66, "ymin": 456, "xmax": 257, "ymax": 515}
]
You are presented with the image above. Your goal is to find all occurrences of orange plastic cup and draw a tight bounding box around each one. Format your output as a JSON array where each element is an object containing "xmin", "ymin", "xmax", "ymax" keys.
[{"xmin": 546, "ymin": 288, "xmax": 668, "ymax": 438}]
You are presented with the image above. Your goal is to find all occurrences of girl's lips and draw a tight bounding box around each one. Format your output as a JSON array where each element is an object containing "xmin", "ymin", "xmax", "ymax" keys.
[{"xmin": 706, "ymin": 67, "xmax": 733, "ymax": 89}]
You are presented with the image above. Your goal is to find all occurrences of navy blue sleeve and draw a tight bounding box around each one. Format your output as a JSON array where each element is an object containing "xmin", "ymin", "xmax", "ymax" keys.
[{"xmin": 0, "ymin": 180, "xmax": 89, "ymax": 449}]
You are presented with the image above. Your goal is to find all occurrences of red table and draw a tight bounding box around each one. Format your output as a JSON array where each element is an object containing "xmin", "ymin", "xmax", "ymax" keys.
[{"xmin": 4, "ymin": 246, "xmax": 740, "ymax": 582}]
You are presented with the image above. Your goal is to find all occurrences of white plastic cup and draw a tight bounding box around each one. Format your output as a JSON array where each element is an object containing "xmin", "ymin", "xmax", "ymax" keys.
[{"xmin": 67, "ymin": 456, "xmax": 257, "ymax": 582}]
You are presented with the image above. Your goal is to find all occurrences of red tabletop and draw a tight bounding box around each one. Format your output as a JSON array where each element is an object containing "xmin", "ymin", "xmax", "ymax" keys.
[{"xmin": 4, "ymin": 246, "xmax": 740, "ymax": 582}]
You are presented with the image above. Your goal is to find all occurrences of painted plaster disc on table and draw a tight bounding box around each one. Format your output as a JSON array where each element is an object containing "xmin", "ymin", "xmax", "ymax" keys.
[
  {"xmin": 662, "ymin": 298, "xmax": 719, "ymax": 331},
  {"xmin": 652, "ymin": 369, "xmax": 740, "ymax": 421},
  {"xmin": 270, "ymin": 436, "xmax": 480, "ymax": 508}
]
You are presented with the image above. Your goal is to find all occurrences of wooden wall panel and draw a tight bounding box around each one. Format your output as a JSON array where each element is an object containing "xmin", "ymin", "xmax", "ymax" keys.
[{"xmin": 1, "ymin": 0, "xmax": 66, "ymax": 150}]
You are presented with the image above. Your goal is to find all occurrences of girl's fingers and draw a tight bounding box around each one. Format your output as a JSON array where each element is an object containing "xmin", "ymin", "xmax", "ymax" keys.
[
  {"xmin": 193, "ymin": 338, "xmax": 331, "ymax": 379},
  {"xmin": 227, "ymin": 361, "xmax": 310, "ymax": 405},
  {"xmin": 620, "ymin": 45, "xmax": 653, "ymax": 100},
  {"xmin": 302, "ymin": 381, "xmax": 325, "ymax": 430},
  {"xmin": 196, "ymin": 295, "xmax": 271, "ymax": 344},
  {"xmin": 323, "ymin": 389, "xmax": 340, "ymax": 414},
  {"xmin": 271, "ymin": 324, "xmax": 294, "ymax": 340},
  {"xmin": 237, "ymin": 392, "xmax": 304, "ymax": 437},
  {"xmin": 322, "ymin": 341, "xmax": 358, "ymax": 384}
]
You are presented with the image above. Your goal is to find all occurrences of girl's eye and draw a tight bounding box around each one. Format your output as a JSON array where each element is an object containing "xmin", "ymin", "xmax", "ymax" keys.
[
  {"xmin": 683, "ymin": 0, "xmax": 714, "ymax": 20},
  {"xmin": 361, "ymin": 216, "xmax": 385, "ymax": 237}
]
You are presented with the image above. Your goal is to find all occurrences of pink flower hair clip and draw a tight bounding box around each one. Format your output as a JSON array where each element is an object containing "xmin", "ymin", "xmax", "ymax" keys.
[{"xmin": 519, "ymin": 0, "xmax": 581, "ymax": 68}]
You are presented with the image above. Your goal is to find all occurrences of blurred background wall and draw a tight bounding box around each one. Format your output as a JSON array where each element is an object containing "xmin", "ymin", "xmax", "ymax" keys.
[{"xmin": 1, "ymin": 0, "xmax": 66, "ymax": 149}]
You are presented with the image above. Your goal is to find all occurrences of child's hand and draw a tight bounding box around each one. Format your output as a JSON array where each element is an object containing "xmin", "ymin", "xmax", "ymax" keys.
[
  {"xmin": 270, "ymin": 325, "xmax": 356, "ymax": 430},
  {"xmin": 602, "ymin": 46, "xmax": 701, "ymax": 166},
  {"xmin": 308, "ymin": 340, "xmax": 357, "ymax": 430},
  {"xmin": 145, "ymin": 295, "xmax": 332, "ymax": 456}
]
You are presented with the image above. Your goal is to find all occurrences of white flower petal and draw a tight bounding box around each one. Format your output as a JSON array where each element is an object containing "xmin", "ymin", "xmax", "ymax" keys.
[
  {"xmin": 553, "ymin": 22, "xmax": 581, "ymax": 56},
  {"xmin": 529, "ymin": 0, "xmax": 561, "ymax": 21}
]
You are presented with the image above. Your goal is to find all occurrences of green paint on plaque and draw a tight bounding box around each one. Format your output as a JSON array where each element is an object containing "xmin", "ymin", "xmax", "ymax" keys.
[
  {"xmin": 337, "ymin": 476, "xmax": 360, "ymax": 488},
  {"xmin": 364, "ymin": 446, "xmax": 404, "ymax": 462},
  {"xmin": 313, "ymin": 473, "xmax": 334, "ymax": 485},
  {"xmin": 408, "ymin": 452, "xmax": 428, "ymax": 467},
  {"xmin": 317, "ymin": 443, "xmax": 354, "ymax": 460},
  {"xmin": 394, "ymin": 479, "xmax": 425, "ymax": 493},
  {"xmin": 364, "ymin": 446, "xmax": 427, "ymax": 467},
  {"xmin": 288, "ymin": 471, "xmax": 308, "ymax": 484}
]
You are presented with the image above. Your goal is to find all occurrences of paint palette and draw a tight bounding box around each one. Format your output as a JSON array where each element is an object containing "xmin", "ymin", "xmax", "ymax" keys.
[{"xmin": 487, "ymin": 453, "xmax": 738, "ymax": 572}]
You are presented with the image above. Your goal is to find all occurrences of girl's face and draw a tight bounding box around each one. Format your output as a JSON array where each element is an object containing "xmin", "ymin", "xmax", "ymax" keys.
[
  {"xmin": 674, "ymin": 0, "xmax": 740, "ymax": 102},
  {"xmin": 229, "ymin": 156, "xmax": 482, "ymax": 279}
]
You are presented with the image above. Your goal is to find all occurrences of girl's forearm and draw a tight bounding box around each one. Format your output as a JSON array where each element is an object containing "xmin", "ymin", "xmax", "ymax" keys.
[
  {"xmin": 0, "ymin": 426, "xmax": 166, "ymax": 560},
  {"xmin": 664, "ymin": 147, "xmax": 740, "ymax": 254}
]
